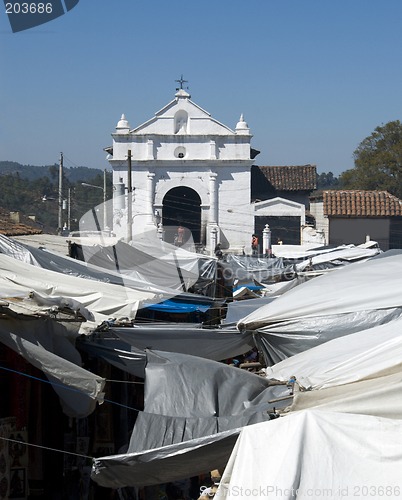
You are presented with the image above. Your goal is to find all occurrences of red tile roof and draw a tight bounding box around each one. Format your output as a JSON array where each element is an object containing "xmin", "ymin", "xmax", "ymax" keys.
[
  {"xmin": 258, "ymin": 165, "xmax": 317, "ymax": 191},
  {"xmin": 323, "ymin": 190, "xmax": 402, "ymax": 217},
  {"xmin": 0, "ymin": 209, "xmax": 42, "ymax": 236}
]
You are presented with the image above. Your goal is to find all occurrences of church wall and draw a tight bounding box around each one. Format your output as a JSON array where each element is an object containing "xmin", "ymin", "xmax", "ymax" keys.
[
  {"xmin": 109, "ymin": 91, "xmax": 254, "ymax": 250},
  {"xmin": 217, "ymin": 166, "xmax": 253, "ymax": 251},
  {"xmin": 112, "ymin": 136, "xmax": 250, "ymax": 162}
]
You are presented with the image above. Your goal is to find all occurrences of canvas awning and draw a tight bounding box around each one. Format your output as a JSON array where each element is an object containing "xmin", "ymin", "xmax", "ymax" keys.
[
  {"xmin": 238, "ymin": 252, "xmax": 402, "ymax": 364},
  {"xmin": 215, "ymin": 411, "xmax": 402, "ymax": 499}
]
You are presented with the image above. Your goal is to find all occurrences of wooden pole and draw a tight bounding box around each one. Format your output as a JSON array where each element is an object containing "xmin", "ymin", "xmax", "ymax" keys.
[
  {"xmin": 127, "ymin": 150, "xmax": 132, "ymax": 242},
  {"xmin": 58, "ymin": 152, "xmax": 63, "ymax": 235}
]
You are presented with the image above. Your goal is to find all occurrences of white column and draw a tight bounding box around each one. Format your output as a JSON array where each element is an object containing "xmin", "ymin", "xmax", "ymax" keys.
[
  {"xmin": 147, "ymin": 172, "xmax": 155, "ymax": 225},
  {"xmin": 209, "ymin": 172, "xmax": 218, "ymax": 225},
  {"xmin": 263, "ymin": 224, "xmax": 272, "ymax": 257},
  {"xmin": 147, "ymin": 139, "xmax": 154, "ymax": 159},
  {"xmin": 210, "ymin": 140, "xmax": 217, "ymax": 160},
  {"xmin": 210, "ymin": 226, "xmax": 218, "ymax": 256},
  {"xmin": 157, "ymin": 222, "xmax": 164, "ymax": 241}
]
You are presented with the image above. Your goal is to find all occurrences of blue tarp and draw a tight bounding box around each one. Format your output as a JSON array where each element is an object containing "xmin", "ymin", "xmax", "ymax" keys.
[{"xmin": 143, "ymin": 299, "xmax": 211, "ymax": 314}]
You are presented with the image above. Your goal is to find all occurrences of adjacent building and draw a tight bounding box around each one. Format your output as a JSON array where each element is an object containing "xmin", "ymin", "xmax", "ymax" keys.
[
  {"xmin": 310, "ymin": 190, "xmax": 402, "ymax": 249},
  {"xmin": 251, "ymin": 165, "xmax": 317, "ymax": 245}
]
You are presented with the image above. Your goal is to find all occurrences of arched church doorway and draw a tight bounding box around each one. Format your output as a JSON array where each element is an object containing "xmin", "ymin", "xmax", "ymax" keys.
[{"xmin": 162, "ymin": 187, "xmax": 201, "ymax": 245}]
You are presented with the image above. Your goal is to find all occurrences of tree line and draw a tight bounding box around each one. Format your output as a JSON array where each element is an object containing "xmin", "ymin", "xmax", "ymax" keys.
[
  {"xmin": 0, "ymin": 166, "xmax": 112, "ymax": 233},
  {"xmin": 317, "ymin": 120, "xmax": 402, "ymax": 198}
]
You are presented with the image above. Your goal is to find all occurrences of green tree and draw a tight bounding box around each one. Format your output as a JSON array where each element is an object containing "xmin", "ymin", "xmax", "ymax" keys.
[
  {"xmin": 316, "ymin": 171, "xmax": 340, "ymax": 190},
  {"xmin": 340, "ymin": 120, "xmax": 402, "ymax": 198}
]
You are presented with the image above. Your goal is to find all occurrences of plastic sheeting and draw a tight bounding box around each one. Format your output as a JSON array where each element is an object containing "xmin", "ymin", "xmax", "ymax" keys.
[
  {"xmin": 223, "ymin": 297, "xmax": 276, "ymax": 325},
  {"xmin": 0, "ymin": 233, "xmax": 39, "ymax": 265},
  {"xmin": 288, "ymin": 371, "xmax": 402, "ymax": 419},
  {"xmin": 90, "ymin": 349, "xmax": 292, "ymax": 488},
  {"xmin": 127, "ymin": 350, "xmax": 291, "ymax": 454},
  {"xmin": 77, "ymin": 337, "xmax": 147, "ymax": 378},
  {"xmin": 142, "ymin": 298, "xmax": 211, "ymax": 313},
  {"xmin": 224, "ymin": 254, "xmax": 285, "ymax": 285},
  {"xmin": 13, "ymin": 242, "xmax": 219, "ymax": 312},
  {"xmin": 0, "ymin": 327, "xmax": 105, "ymax": 418},
  {"xmin": 75, "ymin": 237, "xmax": 218, "ymax": 295},
  {"xmin": 0, "ymin": 253, "xmax": 156, "ymax": 333},
  {"xmin": 271, "ymin": 242, "xmax": 380, "ymax": 261},
  {"xmin": 239, "ymin": 252, "xmax": 402, "ymax": 364},
  {"xmin": 91, "ymin": 427, "xmax": 241, "ymax": 489},
  {"xmin": 215, "ymin": 411, "xmax": 402, "ymax": 500},
  {"xmin": 266, "ymin": 317, "xmax": 402, "ymax": 390},
  {"xmin": 5, "ymin": 231, "xmax": 217, "ymax": 296},
  {"xmin": 0, "ymin": 317, "xmax": 105, "ymax": 417},
  {"xmin": 110, "ymin": 324, "xmax": 255, "ymax": 361}
]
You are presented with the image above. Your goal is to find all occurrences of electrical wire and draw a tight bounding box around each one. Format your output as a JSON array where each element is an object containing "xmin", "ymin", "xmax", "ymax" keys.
[
  {"xmin": 0, "ymin": 365, "xmax": 142, "ymax": 412},
  {"xmin": 0, "ymin": 435, "xmax": 93, "ymax": 460}
]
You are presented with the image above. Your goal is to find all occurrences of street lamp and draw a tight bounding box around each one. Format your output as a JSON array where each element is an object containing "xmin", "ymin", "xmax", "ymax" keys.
[{"xmin": 81, "ymin": 169, "xmax": 108, "ymax": 231}]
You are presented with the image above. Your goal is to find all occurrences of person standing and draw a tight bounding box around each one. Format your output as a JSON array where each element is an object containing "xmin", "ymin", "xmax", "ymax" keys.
[
  {"xmin": 251, "ymin": 234, "xmax": 259, "ymax": 256},
  {"xmin": 175, "ymin": 224, "xmax": 185, "ymax": 246}
]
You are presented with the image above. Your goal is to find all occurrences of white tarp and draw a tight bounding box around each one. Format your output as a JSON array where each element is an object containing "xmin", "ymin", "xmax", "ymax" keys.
[
  {"xmin": 0, "ymin": 253, "xmax": 156, "ymax": 333},
  {"xmin": 238, "ymin": 252, "xmax": 402, "ymax": 364},
  {"xmin": 0, "ymin": 252, "xmax": 154, "ymax": 416},
  {"xmin": 271, "ymin": 242, "xmax": 380, "ymax": 260},
  {"xmin": 288, "ymin": 371, "xmax": 402, "ymax": 419},
  {"xmin": 266, "ymin": 317, "xmax": 402, "ymax": 390},
  {"xmin": 1, "ymin": 239, "xmax": 219, "ymax": 312},
  {"xmin": 215, "ymin": 410, "xmax": 402, "ymax": 500},
  {"xmin": 293, "ymin": 244, "xmax": 380, "ymax": 271},
  {"xmin": 0, "ymin": 233, "xmax": 40, "ymax": 265}
]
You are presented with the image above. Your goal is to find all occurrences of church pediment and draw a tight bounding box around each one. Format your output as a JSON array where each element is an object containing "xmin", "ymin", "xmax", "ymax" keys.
[{"xmin": 130, "ymin": 92, "xmax": 236, "ymax": 136}]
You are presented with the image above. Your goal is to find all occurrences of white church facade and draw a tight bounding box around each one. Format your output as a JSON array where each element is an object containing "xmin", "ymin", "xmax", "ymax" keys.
[{"xmin": 107, "ymin": 86, "xmax": 308, "ymax": 253}]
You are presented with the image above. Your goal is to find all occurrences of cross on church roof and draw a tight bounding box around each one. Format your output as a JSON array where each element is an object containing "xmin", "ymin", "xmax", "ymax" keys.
[{"xmin": 175, "ymin": 74, "xmax": 188, "ymax": 90}]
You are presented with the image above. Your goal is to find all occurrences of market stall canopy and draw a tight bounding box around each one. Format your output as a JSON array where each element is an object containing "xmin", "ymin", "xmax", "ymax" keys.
[
  {"xmin": 92, "ymin": 427, "xmax": 240, "ymax": 489},
  {"xmin": 127, "ymin": 350, "xmax": 291, "ymax": 454},
  {"xmin": 266, "ymin": 316, "xmax": 402, "ymax": 390},
  {"xmin": 238, "ymin": 252, "xmax": 402, "ymax": 364},
  {"xmin": 215, "ymin": 411, "xmax": 402, "ymax": 499},
  {"xmin": 0, "ymin": 253, "xmax": 156, "ymax": 333},
  {"xmin": 109, "ymin": 324, "xmax": 254, "ymax": 361},
  {"xmin": 0, "ymin": 325, "xmax": 105, "ymax": 418},
  {"xmin": 90, "ymin": 348, "xmax": 292, "ymax": 489}
]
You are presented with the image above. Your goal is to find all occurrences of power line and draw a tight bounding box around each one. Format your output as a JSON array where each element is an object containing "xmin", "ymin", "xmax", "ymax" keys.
[
  {"xmin": 0, "ymin": 435, "xmax": 93, "ymax": 460},
  {"xmin": 0, "ymin": 365, "xmax": 142, "ymax": 412}
]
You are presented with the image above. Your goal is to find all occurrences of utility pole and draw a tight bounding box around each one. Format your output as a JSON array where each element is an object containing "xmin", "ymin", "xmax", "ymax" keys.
[
  {"xmin": 103, "ymin": 169, "xmax": 108, "ymax": 231},
  {"xmin": 67, "ymin": 188, "xmax": 71, "ymax": 231},
  {"xmin": 127, "ymin": 149, "xmax": 132, "ymax": 242},
  {"xmin": 58, "ymin": 152, "xmax": 63, "ymax": 235}
]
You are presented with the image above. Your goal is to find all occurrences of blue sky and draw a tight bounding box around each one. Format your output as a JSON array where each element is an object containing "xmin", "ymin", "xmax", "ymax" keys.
[{"xmin": 1, "ymin": 0, "xmax": 402, "ymax": 175}]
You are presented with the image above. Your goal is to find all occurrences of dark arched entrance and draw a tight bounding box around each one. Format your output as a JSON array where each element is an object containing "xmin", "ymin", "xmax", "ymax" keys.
[{"xmin": 162, "ymin": 186, "xmax": 201, "ymax": 245}]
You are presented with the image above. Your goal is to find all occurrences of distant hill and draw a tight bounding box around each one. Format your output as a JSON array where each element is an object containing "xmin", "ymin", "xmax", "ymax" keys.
[
  {"xmin": 0, "ymin": 161, "xmax": 104, "ymax": 183},
  {"xmin": 0, "ymin": 161, "xmax": 112, "ymax": 233}
]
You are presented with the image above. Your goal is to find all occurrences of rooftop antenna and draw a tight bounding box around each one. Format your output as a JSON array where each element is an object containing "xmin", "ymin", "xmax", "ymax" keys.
[{"xmin": 175, "ymin": 74, "xmax": 189, "ymax": 91}]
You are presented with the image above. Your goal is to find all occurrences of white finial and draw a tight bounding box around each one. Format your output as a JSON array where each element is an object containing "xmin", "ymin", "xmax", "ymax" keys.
[
  {"xmin": 236, "ymin": 113, "xmax": 250, "ymax": 134},
  {"xmin": 116, "ymin": 113, "xmax": 130, "ymax": 133}
]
